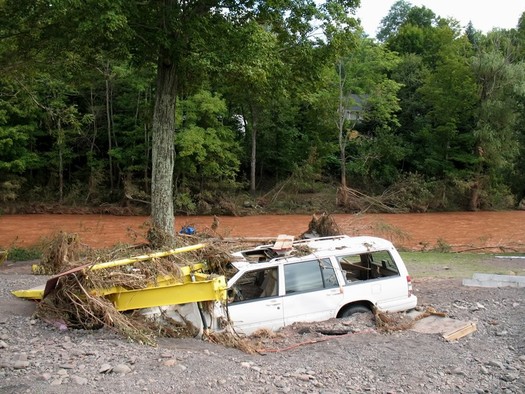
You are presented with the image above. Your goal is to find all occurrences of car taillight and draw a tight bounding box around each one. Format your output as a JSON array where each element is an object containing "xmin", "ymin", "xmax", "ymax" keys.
[{"xmin": 406, "ymin": 275, "xmax": 413, "ymax": 296}]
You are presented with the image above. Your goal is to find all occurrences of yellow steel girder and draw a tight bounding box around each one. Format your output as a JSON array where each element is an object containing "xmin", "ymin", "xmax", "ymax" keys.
[{"xmin": 12, "ymin": 244, "xmax": 228, "ymax": 308}]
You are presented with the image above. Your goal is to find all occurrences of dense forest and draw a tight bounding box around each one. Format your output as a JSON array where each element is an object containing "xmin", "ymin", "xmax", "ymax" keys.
[{"xmin": 1, "ymin": 1, "xmax": 524, "ymax": 221}]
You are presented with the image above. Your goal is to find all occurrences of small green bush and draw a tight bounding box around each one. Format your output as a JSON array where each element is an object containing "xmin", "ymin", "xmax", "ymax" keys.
[
  {"xmin": 432, "ymin": 238, "xmax": 452, "ymax": 253},
  {"xmin": 7, "ymin": 246, "xmax": 42, "ymax": 261}
]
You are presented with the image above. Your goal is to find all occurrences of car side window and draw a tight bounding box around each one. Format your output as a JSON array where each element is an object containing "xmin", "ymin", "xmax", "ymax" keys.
[
  {"xmin": 370, "ymin": 251, "xmax": 399, "ymax": 275},
  {"xmin": 229, "ymin": 267, "xmax": 278, "ymax": 303},
  {"xmin": 284, "ymin": 259, "xmax": 338, "ymax": 294},
  {"xmin": 337, "ymin": 251, "xmax": 400, "ymax": 282}
]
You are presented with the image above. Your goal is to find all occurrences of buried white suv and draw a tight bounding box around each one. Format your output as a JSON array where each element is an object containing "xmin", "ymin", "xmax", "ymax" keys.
[{"xmin": 223, "ymin": 235, "xmax": 417, "ymax": 335}]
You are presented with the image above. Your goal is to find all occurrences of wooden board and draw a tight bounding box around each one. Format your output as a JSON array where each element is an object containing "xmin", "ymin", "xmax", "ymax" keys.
[
  {"xmin": 272, "ymin": 235, "xmax": 295, "ymax": 253},
  {"xmin": 442, "ymin": 322, "xmax": 477, "ymax": 341},
  {"xmin": 411, "ymin": 315, "xmax": 477, "ymax": 341}
]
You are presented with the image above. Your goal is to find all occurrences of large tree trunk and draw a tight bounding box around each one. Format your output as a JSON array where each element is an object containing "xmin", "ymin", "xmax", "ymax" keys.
[
  {"xmin": 150, "ymin": 56, "xmax": 177, "ymax": 244},
  {"xmin": 57, "ymin": 118, "xmax": 64, "ymax": 204},
  {"xmin": 337, "ymin": 60, "xmax": 349, "ymax": 206},
  {"xmin": 250, "ymin": 104, "xmax": 258, "ymax": 195},
  {"xmin": 105, "ymin": 67, "xmax": 114, "ymax": 192}
]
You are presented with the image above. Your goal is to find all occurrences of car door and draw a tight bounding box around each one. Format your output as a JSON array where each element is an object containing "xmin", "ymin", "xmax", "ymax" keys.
[
  {"xmin": 282, "ymin": 259, "xmax": 343, "ymax": 325},
  {"xmin": 227, "ymin": 267, "xmax": 284, "ymax": 334}
]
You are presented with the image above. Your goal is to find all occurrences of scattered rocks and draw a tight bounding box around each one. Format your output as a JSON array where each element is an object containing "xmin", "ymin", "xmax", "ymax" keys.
[
  {"xmin": 112, "ymin": 364, "xmax": 132, "ymax": 374},
  {"xmin": 99, "ymin": 364, "xmax": 112, "ymax": 374},
  {"xmin": 1, "ymin": 269, "xmax": 524, "ymax": 393},
  {"xmin": 161, "ymin": 358, "xmax": 176, "ymax": 367},
  {"xmin": 71, "ymin": 375, "xmax": 88, "ymax": 385}
]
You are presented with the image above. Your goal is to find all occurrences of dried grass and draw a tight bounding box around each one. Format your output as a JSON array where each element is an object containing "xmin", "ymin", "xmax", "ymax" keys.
[
  {"xmin": 374, "ymin": 309, "xmax": 415, "ymax": 332},
  {"xmin": 204, "ymin": 331, "xmax": 258, "ymax": 354},
  {"xmin": 0, "ymin": 250, "xmax": 7, "ymax": 266},
  {"xmin": 193, "ymin": 242, "xmax": 237, "ymax": 278},
  {"xmin": 34, "ymin": 232, "xmax": 215, "ymax": 345},
  {"xmin": 36, "ymin": 273, "xmax": 157, "ymax": 345},
  {"xmin": 38, "ymin": 232, "xmax": 90, "ymax": 274},
  {"xmin": 374, "ymin": 307, "xmax": 447, "ymax": 333}
]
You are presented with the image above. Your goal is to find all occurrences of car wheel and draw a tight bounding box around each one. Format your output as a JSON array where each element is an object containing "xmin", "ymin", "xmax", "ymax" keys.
[{"xmin": 340, "ymin": 304, "xmax": 371, "ymax": 318}]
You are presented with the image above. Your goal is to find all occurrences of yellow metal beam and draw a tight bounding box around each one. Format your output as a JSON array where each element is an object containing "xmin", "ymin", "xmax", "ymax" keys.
[
  {"xmin": 11, "ymin": 284, "xmax": 45, "ymax": 300},
  {"xmin": 105, "ymin": 276, "xmax": 227, "ymax": 311},
  {"xmin": 89, "ymin": 264, "xmax": 209, "ymax": 297},
  {"xmin": 12, "ymin": 244, "xmax": 214, "ymax": 304},
  {"xmin": 12, "ymin": 243, "xmax": 229, "ymax": 309},
  {"xmin": 11, "ymin": 270, "xmax": 227, "ymax": 307},
  {"xmin": 88, "ymin": 243, "xmax": 207, "ymax": 271}
]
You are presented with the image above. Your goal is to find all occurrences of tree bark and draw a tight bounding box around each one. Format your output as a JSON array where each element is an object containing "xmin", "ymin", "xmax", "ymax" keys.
[
  {"xmin": 469, "ymin": 180, "xmax": 480, "ymax": 211},
  {"xmin": 57, "ymin": 118, "xmax": 64, "ymax": 204},
  {"xmin": 105, "ymin": 69, "xmax": 114, "ymax": 192},
  {"xmin": 250, "ymin": 104, "xmax": 258, "ymax": 195},
  {"xmin": 150, "ymin": 55, "xmax": 177, "ymax": 243},
  {"xmin": 337, "ymin": 60, "xmax": 348, "ymax": 205}
]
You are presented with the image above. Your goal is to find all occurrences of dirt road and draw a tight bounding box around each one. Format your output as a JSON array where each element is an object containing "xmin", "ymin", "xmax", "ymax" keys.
[{"xmin": 1, "ymin": 262, "xmax": 524, "ymax": 393}]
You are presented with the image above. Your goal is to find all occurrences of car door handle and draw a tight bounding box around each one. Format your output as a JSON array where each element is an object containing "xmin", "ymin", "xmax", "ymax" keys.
[{"xmin": 265, "ymin": 300, "xmax": 281, "ymax": 307}]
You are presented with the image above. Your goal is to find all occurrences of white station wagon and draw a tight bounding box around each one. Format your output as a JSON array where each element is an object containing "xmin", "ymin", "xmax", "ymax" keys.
[
  {"xmin": 219, "ymin": 235, "xmax": 417, "ymax": 335},
  {"xmin": 144, "ymin": 235, "xmax": 417, "ymax": 336}
]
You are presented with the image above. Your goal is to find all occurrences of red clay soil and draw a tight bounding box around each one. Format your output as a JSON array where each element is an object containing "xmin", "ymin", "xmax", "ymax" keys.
[{"xmin": 0, "ymin": 211, "xmax": 524, "ymax": 252}]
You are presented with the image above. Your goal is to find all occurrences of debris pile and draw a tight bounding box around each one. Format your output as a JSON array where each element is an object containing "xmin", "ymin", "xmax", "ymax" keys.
[
  {"xmin": 13, "ymin": 214, "xmax": 469, "ymax": 352},
  {"xmin": 301, "ymin": 212, "xmax": 342, "ymax": 238},
  {"xmin": 36, "ymin": 232, "xmax": 89, "ymax": 274},
  {"xmin": 23, "ymin": 230, "xmax": 240, "ymax": 345},
  {"xmin": 35, "ymin": 251, "xmax": 200, "ymax": 345}
]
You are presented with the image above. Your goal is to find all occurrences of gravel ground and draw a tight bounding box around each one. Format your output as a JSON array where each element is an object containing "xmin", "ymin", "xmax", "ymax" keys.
[{"xmin": 1, "ymin": 260, "xmax": 524, "ymax": 394}]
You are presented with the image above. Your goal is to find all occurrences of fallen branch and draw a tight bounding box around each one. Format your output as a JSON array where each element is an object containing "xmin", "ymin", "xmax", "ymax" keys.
[
  {"xmin": 257, "ymin": 328, "xmax": 375, "ymax": 354},
  {"xmin": 453, "ymin": 245, "xmax": 524, "ymax": 253}
]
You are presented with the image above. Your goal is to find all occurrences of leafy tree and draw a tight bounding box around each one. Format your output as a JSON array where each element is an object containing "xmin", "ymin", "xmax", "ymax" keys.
[
  {"xmin": 0, "ymin": 78, "xmax": 40, "ymax": 201},
  {"xmin": 1, "ymin": 0, "xmax": 524, "ymax": 215},
  {"xmin": 311, "ymin": 31, "xmax": 401, "ymax": 204},
  {"xmin": 465, "ymin": 21, "xmax": 482, "ymax": 49},
  {"xmin": 219, "ymin": 21, "xmax": 286, "ymax": 194},
  {"xmin": 127, "ymin": 0, "xmax": 361, "ymax": 239},
  {"xmin": 377, "ymin": 0, "xmax": 412, "ymax": 42},
  {"xmin": 511, "ymin": 12, "xmax": 525, "ymax": 201},
  {"xmin": 175, "ymin": 90, "xmax": 241, "ymax": 195},
  {"xmin": 340, "ymin": 39, "xmax": 402, "ymax": 190},
  {"xmin": 468, "ymin": 31, "xmax": 525, "ymax": 209},
  {"xmin": 418, "ymin": 35, "xmax": 478, "ymax": 181}
]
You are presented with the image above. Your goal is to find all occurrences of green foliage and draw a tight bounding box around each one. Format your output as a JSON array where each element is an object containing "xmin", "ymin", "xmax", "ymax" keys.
[
  {"xmin": 0, "ymin": 79, "xmax": 41, "ymax": 178},
  {"xmin": 0, "ymin": 0, "xmax": 523, "ymax": 213},
  {"xmin": 328, "ymin": 37, "xmax": 403, "ymax": 189},
  {"xmin": 432, "ymin": 238, "xmax": 452, "ymax": 253},
  {"xmin": 415, "ymin": 34, "xmax": 478, "ymax": 178},
  {"xmin": 175, "ymin": 90, "xmax": 241, "ymax": 187},
  {"xmin": 6, "ymin": 246, "xmax": 42, "ymax": 261},
  {"xmin": 467, "ymin": 31, "xmax": 525, "ymax": 209},
  {"xmin": 382, "ymin": 173, "xmax": 437, "ymax": 212},
  {"xmin": 0, "ymin": 178, "xmax": 22, "ymax": 202},
  {"xmin": 377, "ymin": 0, "xmax": 412, "ymax": 42},
  {"xmin": 173, "ymin": 191, "xmax": 197, "ymax": 215}
]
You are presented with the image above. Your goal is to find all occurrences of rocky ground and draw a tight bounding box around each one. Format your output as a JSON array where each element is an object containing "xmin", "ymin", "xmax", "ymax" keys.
[{"xmin": 0, "ymin": 259, "xmax": 524, "ymax": 394}]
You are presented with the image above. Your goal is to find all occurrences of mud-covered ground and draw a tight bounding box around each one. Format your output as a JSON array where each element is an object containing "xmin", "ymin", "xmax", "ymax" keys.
[{"xmin": 1, "ymin": 259, "xmax": 524, "ymax": 394}]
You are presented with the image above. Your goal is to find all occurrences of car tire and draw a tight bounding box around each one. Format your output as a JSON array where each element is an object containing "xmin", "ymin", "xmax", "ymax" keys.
[{"xmin": 340, "ymin": 304, "xmax": 371, "ymax": 318}]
